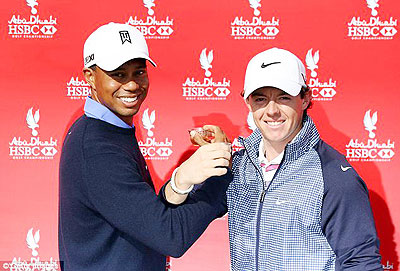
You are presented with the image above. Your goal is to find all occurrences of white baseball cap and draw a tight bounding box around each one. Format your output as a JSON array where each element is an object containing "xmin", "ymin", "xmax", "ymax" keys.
[
  {"xmin": 243, "ymin": 48, "xmax": 307, "ymax": 99},
  {"xmin": 83, "ymin": 22, "xmax": 156, "ymax": 71}
]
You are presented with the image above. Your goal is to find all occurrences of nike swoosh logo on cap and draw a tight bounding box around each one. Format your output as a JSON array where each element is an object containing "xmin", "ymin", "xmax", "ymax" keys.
[{"xmin": 261, "ymin": 61, "xmax": 281, "ymax": 68}]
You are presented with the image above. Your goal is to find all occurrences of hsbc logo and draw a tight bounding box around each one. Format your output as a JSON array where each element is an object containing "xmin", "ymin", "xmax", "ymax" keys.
[
  {"xmin": 126, "ymin": 0, "xmax": 174, "ymax": 40},
  {"xmin": 42, "ymin": 146, "xmax": 57, "ymax": 156},
  {"xmin": 138, "ymin": 108, "xmax": 173, "ymax": 160},
  {"xmin": 9, "ymin": 107, "xmax": 58, "ymax": 160},
  {"xmin": 345, "ymin": 147, "xmax": 395, "ymax": 160},
  {"xmin": 378, "ymin": 149, "xmax": 394, "ymax": 159},
  {"xmin": 318, "ymin": 88, "xmax": 336, "ymax": 98},
  {"xmin": 41, "ymin": 25, "xmax": 56, "ymax": 35},
  {"xmin": 345, "ymin": 110, "xmax": 395, "ymax": 162},
  {"xmin": 157, "ymin": 26, "xmax": 173, "ymax": 35},
  {"xmin": 182, "ymin": 48, "xmax": 231, "ymax": 101},
  {"xmin": 157, "ymin": 147, "xmax": 172, "ymax": 157},
  {"xmin": 231, "ymin": 0, "xmax": 280, "ymax": 40},
  {"xmin": 214, "ymin": 88, "xmax": 230, "ymax": 97},
  {"xmin": 66, "ymin": 76, "xmax": 90, "ymax": 100},
  {"xmin": 347, "ymin": 0, "xmax": 397, "ymax": 40},
  {"xmin": 8, "ymin": 1, "xmax": 58, "ymax": 39},
  {"xmin": 305, "ymin": 49, "xmax": 337, "ymax": 102}
]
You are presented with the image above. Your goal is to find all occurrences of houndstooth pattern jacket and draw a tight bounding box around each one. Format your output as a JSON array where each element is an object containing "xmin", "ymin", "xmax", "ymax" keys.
[{"xmin": 227, "ymin": 116, "xmax": 382, "ymax": 271}]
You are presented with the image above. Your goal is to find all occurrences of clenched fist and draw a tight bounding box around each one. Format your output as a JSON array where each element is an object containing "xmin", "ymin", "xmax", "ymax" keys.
[{"xmin": 175, "ymin": 142, "xmax": 231, "ymax": 190}]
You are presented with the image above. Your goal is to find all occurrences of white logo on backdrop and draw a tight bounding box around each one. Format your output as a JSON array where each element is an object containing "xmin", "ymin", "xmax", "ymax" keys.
[
  {"xmin": 363, "ymin": 110, "xmax": 378, "ymax": 138},
  {"xmin": 2, "ymin": 227, "xmax": 59, "ymax": 270},
  {"xmin": 200, "ymin": 49, "xmax": 213, "ymax": 77},
  {"xmin": 66, "ymin": 76, "xmax": 90, "ymax": 100},
  {"xmin": 127, "ymin": 0, "xmax": 173, "ymax": 39},
  {"xmin": 345, "ymin": 109, "xmax": 395, "ymax": 161},
  {"xmin": 26, "ymin": 0, "xmax": 38, "ymax": 14},
  {"xmin": 305, "ymin": 48, "xmax": 337, "ymax": 101},
  {"xmin": 143, "ymin": 0, "xmax": 155, "ymax": 16},
  {"xmin": 9, "ymin": 107, "xmax": 58, "ymax": 160},
  {"xmin": 26, "ymin": 228, "xmax": 40, "ymax": 257},
  {"xmin": 366, "ymin": 0, "xmax": 379, "ymax": 16},
  {"xmin": 8, "ymin": 0, "xmax": 58, "ymax": 38},
  {"xmin": 306, "ymin": 49, "xmax": 319, "ymax": 78},
  {"xmin": 182, "ymin": 48, "xmax": 231, "ymax": 101},
  {"xmin": 231, "ymin": 0, "xmax": 279, "ymax": 40},
  {"xmin": 347, "ymin": 0, "xmax": 397, "ymax": 40},
  {"xmin": 249, "ymin": 0, "xmax": 261, "ymax": 16},
  {"xmin": 26, "ymin": 108, "xmax": 39, "ymax": 136},
  {"xmin": 142, "ymin": 108, "xmax": 155, "ymax": 137},
  {"xmin": 139, "ymin": 109, "xmax": 173, "ymax": 160}
]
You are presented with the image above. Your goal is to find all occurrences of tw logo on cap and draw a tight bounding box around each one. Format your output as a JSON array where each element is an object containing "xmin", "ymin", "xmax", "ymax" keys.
[{"xmin": 119, "ymin": 31, "xmax": 132, "ymax": 44}]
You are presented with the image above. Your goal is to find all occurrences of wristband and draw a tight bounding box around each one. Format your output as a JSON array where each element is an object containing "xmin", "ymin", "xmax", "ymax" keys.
[{"xmin": 170, "ymin": 167, "xmax": 194, "ymax": 195}]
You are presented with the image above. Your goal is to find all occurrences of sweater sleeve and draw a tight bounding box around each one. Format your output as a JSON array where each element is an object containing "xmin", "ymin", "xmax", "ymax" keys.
[
  {"xmin": 84, "ymin": 149, "xmax": 230, "ymax": 258},
  {"xmin": 318, "ymin": 143, "xmax": 382, "ymax": 270}
]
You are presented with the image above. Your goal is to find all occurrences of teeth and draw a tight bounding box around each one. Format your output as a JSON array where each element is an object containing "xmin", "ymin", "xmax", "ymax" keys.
[
  {"xmin": 267, "ymin": 121, "xmax": 283, "ymax": 126},
  {"xmin": 120, "ymin": 97, "xmax": 138, "ymax": 103}
]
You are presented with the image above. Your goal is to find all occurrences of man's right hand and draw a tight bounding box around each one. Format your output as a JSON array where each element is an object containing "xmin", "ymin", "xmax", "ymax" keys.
[{"xmin": 175, "ymin": 142, "xmax": 231, "ymax": 190}]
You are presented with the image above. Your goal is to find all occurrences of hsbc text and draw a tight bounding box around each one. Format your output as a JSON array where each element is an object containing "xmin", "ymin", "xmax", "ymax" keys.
[
  {"xmin": 67, "ymin": 86, "xmax": 90, "ymax": 97},
  {"xmin": 346, "ymin": 148, "xmax": 395, "ymax": 159}
]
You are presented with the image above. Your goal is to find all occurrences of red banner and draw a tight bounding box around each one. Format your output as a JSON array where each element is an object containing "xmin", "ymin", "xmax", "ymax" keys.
[{"xmin": 1, "ymin": 0, "xmax": 398, "ymax": 270}]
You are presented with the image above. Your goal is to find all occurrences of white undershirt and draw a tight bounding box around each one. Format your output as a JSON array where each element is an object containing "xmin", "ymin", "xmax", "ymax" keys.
[{"xmin": 258, "ymin": 140, "xmax": 284, "ymax": 188}]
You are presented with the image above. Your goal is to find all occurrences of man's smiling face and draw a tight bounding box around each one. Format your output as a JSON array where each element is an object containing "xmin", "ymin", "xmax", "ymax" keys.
[
  {"xmin": 246, "ymin": 86, "xmax": 310, "ymax": 150},
  {"xmin": 84, "ymin": 58, "xmax": 149, "ymax": 126}
]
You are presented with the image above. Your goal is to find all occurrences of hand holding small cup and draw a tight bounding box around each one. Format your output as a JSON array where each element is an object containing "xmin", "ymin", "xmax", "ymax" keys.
[{"xmin": 188, "ymin": 125, "xmax": 230, "ymax": 146}]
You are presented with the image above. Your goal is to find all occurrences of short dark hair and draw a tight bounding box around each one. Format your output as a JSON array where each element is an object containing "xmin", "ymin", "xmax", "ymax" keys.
[
  {"xmin": 89, "ymin": 64, "xmax": 97, "ymax": 70},
  {"xmin": 299, "ymin": 85, "xmax": 313, "ymax": 119}
]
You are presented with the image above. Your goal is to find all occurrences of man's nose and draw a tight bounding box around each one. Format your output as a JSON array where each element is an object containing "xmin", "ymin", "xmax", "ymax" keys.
[
  {"xmin": 265, "ymin": 101, "xmax": 279, "ymax": 116},
  {"xmin": 122, "ymin": 79, "xmax": 139, "ymax": 91}
]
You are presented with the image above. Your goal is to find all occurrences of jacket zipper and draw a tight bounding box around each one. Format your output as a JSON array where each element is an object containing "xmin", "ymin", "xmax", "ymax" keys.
[
  {"xmin": 242, "ymin": 138, "xmax": 285, "ymax": 271},
  {"xmin": 242, "ymin": 140, "xmax": 265, "ymax": 271}
]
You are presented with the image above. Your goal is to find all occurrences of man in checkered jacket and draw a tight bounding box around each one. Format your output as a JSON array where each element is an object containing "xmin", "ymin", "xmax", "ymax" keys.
[{"xmin": 226, "ymin": 48, "xmax": 382, "ymax": 270}]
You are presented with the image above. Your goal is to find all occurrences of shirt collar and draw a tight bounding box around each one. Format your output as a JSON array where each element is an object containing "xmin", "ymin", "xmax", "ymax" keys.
[
  {"xmin": 84, "ymin": 97, "xmax": 134, "ymax": 129},
  {"xmin": 258, "ymin": 139, "xmax": 284, "ymax": 166}
]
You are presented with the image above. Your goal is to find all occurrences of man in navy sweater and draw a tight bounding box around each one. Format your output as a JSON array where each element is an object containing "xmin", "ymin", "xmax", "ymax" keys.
[{"xmin": 58, "ymin": 22, "xmax": 231, "ymax": 270}]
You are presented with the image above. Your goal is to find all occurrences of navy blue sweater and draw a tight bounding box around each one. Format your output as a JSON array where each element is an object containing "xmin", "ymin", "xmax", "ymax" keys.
[{"xmin": 59, "ymin": 116, "xmax": 231, "ymax": 270}]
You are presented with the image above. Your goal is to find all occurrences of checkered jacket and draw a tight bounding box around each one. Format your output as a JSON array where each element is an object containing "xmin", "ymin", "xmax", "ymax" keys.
[{"xmin": 227, "ymin": 116, "xmax": 382, "ymax": 271}]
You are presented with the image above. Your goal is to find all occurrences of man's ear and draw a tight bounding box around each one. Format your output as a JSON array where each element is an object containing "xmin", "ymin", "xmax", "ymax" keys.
[
  {"xmin": 302, "ymin": 90, "xmax": 311, "ymax": 110},
  {"xmin": 83, "ymin": 67, "xmax": 96, "ymax": 90},
  {"xmin": 244, "ymin": 96, "xmax": 252, "ymax": 111},
  {"xmin": 83, "ymin": 67, "xmax": 97, "ymax": 99}
]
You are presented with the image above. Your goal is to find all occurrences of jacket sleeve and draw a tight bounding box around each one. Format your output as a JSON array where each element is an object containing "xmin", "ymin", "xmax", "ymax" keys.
[
  {"xmin": 320, "ymin": 149, "xmax": 382, "ymax": 270},
  {"xmin": 84, "ymin": 149, "xmax": 230, "ymax": 258}
]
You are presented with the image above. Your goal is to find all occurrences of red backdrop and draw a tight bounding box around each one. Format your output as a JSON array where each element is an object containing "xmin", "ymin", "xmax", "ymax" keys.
[{"xmin": 0, "ymin": 0, "xmax": 399, "ymax": 270}]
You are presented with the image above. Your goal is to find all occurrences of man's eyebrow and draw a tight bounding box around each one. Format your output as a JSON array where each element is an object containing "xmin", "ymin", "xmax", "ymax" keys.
[{"xmin": 251, "ymin": 92, "xmax": 265, "ymax": 97}]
